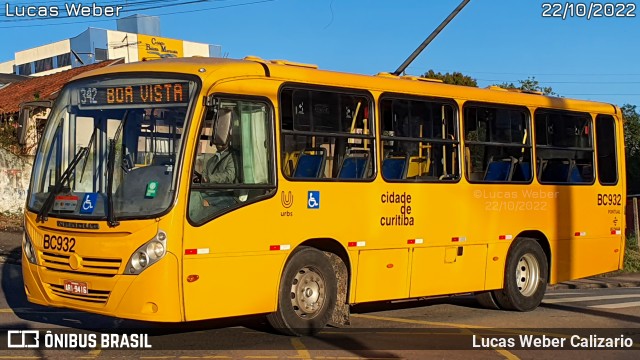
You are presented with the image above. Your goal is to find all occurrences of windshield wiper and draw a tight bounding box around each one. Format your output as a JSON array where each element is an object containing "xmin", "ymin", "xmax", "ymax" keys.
[
  {"xmin": 106, "ymin": 111, "xmax": 128, "ymax": 227},
  {"xmin": 79, "ymin": 127, "xmax": 97, "ymax": 183},
  {"xmin": 36, "ymin": 128, "xmax": 98, "ymax": 223}
]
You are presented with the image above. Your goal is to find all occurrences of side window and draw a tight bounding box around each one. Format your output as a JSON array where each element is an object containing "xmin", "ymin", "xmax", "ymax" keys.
[
  {"xmin": 280, "ymin": 87, "xmax": 374, "ymax": 180},
  {"xmin": 595, "ymin": 115, "xmax": 618, "ymax": 185},
  {"xmin": 189, "ymin": 99, "xmax": 274, "ymax": 224},
  {"xmin": 535, "ymin": 110, "xmax": 594, "ymax": 184},
  {"xmin": 464, "ymin": 104, "xmax": 532, "ymax": 183},
  {"xmin": 380, "ymin": 97, "xmax": 459, "ymax": 182}
]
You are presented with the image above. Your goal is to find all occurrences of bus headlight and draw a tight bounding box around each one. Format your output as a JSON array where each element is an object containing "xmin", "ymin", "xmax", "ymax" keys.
[
  {"xmin": 126, "ymin": 230, "xmax": 167, "ymax": 274},
  {"xmin": 23, "ymin": 232, "xmax": 38, "ymax": 265}
]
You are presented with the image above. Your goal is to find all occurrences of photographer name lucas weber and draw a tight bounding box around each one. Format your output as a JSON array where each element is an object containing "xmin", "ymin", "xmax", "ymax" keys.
[
  {"xmin": 5, "ymin": 3, "xmax": 122, "ymax": 18},
  {"xmin": 473, "ymin": 333, "xmax": 634, "ymax": 349}
]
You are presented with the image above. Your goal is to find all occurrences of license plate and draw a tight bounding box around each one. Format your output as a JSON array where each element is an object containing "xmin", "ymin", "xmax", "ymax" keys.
[{"xmin": 63, "ymin": 280, "xmax": 88, "ymax": 295}]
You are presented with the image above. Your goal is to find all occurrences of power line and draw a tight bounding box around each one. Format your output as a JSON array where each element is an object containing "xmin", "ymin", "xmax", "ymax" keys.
[
  {"xmin": 476, "ymin": 79, "xmax": 640, "ymax": 85},
  {"xmin": 407, "ymin": 66, "xmax": 640, "ymax": 77},
  {"xmin": 0, "ymin": 0, "xmax": 275, "ymax": 28}
]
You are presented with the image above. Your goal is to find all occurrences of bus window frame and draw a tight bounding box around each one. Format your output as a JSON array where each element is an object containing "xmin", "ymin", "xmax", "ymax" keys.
[
  {"xmin": 534, "ymin": 108, "xmax": 596, "ymax": 186},
  {"xmin": 278, "ymin": 82, "xmax": 377, "ymax": 183},
  {"xmin": 25, "ymin": 72, "xmax": 202, "ymax": 222},
  {"xmin": 462, "ymin": 102, "xmax": 534, "ymax": 185},
  {"xmin": 378, "ymin": 93, "xmax": 461, "ymax": 184},
  {"xmin": 595, "ymin": 114, "xmax": 619, "ymax": 186},
  {"xmin": 186, "ymin": 93, "xmax": 278, "ymax": 227}
]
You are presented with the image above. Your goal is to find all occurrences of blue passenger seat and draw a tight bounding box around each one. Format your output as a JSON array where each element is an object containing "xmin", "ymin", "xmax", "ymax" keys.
[
  {"xmin": 338, "ymin": 155, "xmax": 369, "ymax": 179},
  {"xmin": 484, "ymin": 158, "xmax": 516, "ymax": 181},
  {"xmin": 540, "ymin": 158, "xmax": 571, "ymax": 182},
  {"xmin": 382, "ymin": 155, "xmax": 409, "ymax": 180},
  {"xmin": 293, "ymin": 148, "xmax": 326, "ymax": 178}
]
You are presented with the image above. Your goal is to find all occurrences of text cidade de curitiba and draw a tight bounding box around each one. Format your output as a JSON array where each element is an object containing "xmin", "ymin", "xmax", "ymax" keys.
[{"xmin": 5, "ymin": 3, "xmax": 123, "ymax": 18}]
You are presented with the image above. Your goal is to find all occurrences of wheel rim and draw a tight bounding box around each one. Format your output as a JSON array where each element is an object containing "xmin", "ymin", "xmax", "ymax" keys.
[
  {"xmin": 290, "ymin": 266, "xmax": 326, "ymax": 319},
  {"xmin": 516, "ymin": 253, "xmax": 540, "ymax": 297}
]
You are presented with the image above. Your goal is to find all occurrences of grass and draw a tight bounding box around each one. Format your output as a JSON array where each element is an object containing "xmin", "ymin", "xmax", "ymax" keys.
[{"xmin": 623, "ymin": 235, "xmax": 640, "ymax": 273}]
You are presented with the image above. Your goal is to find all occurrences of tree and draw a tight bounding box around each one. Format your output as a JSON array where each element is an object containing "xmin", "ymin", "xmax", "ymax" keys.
[
  {"xmin": 622, "ymin": 104, "xmax": 640, "ymax": 194},
  {"xmin": 422, "ymin": 70, "xmax": 478, "ymax": 87},
  {"xmin": 495, "ymin": 76, "xmax": 557, "ymax": 96}
]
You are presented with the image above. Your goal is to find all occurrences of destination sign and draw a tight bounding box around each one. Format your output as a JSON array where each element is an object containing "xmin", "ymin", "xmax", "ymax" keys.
[{"xmin": 78, "ymin": 82, "xmax": 189, "ymax": 106}]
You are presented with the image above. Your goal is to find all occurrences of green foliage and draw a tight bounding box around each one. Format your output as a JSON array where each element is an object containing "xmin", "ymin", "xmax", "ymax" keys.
[
  {"xmin": 422, "ymin": 70, "xmax": 478, "ymax": 87},
  {"xmin": 495, "ymin": 76, "xmax": 557, "ymax": 96},
  {"xmin": 0, "ymin": 118, "xmax": 19, "ymax": 153},
  {"xmin": 623, "ymin": 236, "xmax": 640, "ymax": 272},
  {"xmin": 622, "ymin": 104, "xmax": 640, "ymax": 195}
]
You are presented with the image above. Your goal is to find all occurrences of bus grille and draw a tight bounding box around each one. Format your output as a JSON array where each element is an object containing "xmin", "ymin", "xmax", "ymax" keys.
[
  {"xmin": 41, "ymin": 252, "xmax": 122, "ymax": 277},
  {"xmin": 47, "ymin": 283, "xmax": 111, "ymax": 304}
]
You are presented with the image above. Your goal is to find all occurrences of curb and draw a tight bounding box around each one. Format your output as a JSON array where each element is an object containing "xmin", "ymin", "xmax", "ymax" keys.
[{"xmin": 548, "ymin": 281, "xmax": 640, "ymax": 290}]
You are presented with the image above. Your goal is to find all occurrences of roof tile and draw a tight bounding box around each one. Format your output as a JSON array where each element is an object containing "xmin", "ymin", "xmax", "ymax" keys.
[{"xmin": 0, "ymin": 59, "xmax": 123, "ymax": 114}]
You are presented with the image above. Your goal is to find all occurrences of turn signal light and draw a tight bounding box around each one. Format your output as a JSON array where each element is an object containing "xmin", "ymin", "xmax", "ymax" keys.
[{"xmin": 187, "ymin": 275, "xmax": 200, "ymax": 283}]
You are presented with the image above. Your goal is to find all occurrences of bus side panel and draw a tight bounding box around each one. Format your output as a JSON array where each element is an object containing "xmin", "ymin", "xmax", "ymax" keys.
[
  {"xmin": 550, "ymin": 237, "xmax": 621, "ymax": 284},
  {"xmin": 354, "ymin": 249, "xmax": 410, "ymax": 302},
  {"xmin": 182, "ymin": 201, "xmax": 287, "ymax": 321},
  {"xmin": 483, "ymin": 242, "xmax": 511, "ymax": 291},
  {"xmin": 409, "ymin": 245, "xmax": 487, "ymax": 297},
  {"xmin": 182, "ymin": 254, "xmax": 285, "ymax": 320}
]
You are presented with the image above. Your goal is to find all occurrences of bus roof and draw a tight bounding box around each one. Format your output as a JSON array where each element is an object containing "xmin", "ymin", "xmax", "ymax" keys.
[{"xmin": 72, "ymin": 56, "xmax": 619, "ymax": 115}]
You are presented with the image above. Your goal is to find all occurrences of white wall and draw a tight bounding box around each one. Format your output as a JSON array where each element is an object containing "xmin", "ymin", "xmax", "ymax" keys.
[
  {"xmin": 30, "ymin": 66, "xmax": 72, "ymax": 77},
  {"xmin": 183, "ymin": 41, "xmax": 210, "ymax": 57},
  {"xmin": 0, "ymin": 149, "xmax": 33, "ymax": 214},
  {"xmin": 0, "ymin": 60, "xmax": 14, "ymax": 74},
  {"xmin": 107, "ymin": 30, "xmax": 138, "ymax": 63},
  {"xmin": 15, "ymin": 39, "xmax": 71, "ymax": 65}
]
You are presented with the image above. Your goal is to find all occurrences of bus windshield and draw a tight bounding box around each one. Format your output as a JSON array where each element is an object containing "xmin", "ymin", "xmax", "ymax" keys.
[{"xmin": 27, "ymin": 76, "xmax": 198, "ymax": 222}]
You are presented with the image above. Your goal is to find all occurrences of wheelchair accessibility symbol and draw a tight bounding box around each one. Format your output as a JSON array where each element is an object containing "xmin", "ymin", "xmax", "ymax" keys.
[
  {"xmin": 80, "ymin": 193, "xmax": 98, "ymax": 214},
  {"xmin": 307, "ymin": 191, "xmax": 320, "ymax": 209}
]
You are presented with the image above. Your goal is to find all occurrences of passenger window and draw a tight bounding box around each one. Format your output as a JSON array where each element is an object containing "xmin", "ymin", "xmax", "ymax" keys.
[
  {"xmin": 280, "ymin": 88, "xmax": 375, "ymax": 180},
  {"xmin": 189, "ymin": 99, "xmax": 274, "ymax": 224},
  {"xmin": 595, "ymin": 115, "xmax": 618, "ymax": 185},
  {"xmin": 464, "ymin": 104, "xmax": 532, "ymax": 183},
  {"xmin": 380, "ymin": 97, "xmax": 459, "ymax": 182},
  {"xmin": 535, "ymin": 110, "xmax": 594, "ymax": 184}
]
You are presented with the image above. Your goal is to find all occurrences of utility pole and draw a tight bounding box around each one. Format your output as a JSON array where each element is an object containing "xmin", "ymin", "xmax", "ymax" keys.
[{"xmin": 392, "ymin": 0, "xmax": 471, "ymax": 76}]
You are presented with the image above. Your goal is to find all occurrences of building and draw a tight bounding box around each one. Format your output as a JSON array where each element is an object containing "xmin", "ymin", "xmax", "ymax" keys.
[{"xmin": 0, "ymin": 15, "xmax": 222, "ymax": 77}]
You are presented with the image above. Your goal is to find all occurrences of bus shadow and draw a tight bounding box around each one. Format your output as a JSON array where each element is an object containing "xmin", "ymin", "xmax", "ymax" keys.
[{"xmin": 351, "ymin": 294, "xmax": 483, "ymax": 314}]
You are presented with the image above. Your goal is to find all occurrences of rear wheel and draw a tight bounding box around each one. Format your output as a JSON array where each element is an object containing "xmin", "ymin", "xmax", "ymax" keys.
[
  {"xmin": 475, "ymin": 291, "xmax": 501, "ymax": 310},
  {"xmin": 267, "ymin": 247, "xmax": 337, "ymax": 336},
  {"xmin": 493, "ymin": 238, "xmax": 548, "ymax": 311}
]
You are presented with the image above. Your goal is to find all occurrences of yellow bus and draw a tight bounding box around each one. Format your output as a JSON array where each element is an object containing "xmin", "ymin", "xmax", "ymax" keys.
[{"xmin": 22, "ymin": 56, "xmax": 626, "ymax": 335}]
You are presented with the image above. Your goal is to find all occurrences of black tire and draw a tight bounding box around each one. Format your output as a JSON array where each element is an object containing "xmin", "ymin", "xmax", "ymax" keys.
[
  {"xmin": 475, "ymin": 291, "xmax": 501, "ymax": 310},
  {"xmin": 492, "ymin": 238, "xmax": 548, "ymax": 312},
  {"xmin": 267, "ymin": 247, "xmax": 337, "ymax": 336}
]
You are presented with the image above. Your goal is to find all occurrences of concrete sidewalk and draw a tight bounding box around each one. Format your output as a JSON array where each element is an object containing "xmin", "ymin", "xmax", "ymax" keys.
[
  {"xmin": 548, "ymin": 273, "xmax": 640, "ymax": 290},
  {"xmin": 1, "ymin": 230, "xmax": 639, "ymax": 289}
]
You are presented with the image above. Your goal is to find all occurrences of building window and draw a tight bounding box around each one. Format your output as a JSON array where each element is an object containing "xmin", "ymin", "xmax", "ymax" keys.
[
  {"xmin": 95, "ymin": 48, "xmax": 108, "ymax": 61},
  {"xmin": 56, "ymin": 53, "xmax": 71, "ymax": 68},
  {"xmin": 17, "ymin": 63, "xmax": 32, "ymax": 76},
  {"xmin": 35, "ymin": 57, "xmax": 54, "ymax": 73}
]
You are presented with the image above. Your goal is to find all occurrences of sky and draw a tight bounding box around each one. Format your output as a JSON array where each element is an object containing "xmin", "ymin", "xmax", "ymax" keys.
[{"xmin": 1, "ymin": 0, "xmax": 639, "ymax": 107}]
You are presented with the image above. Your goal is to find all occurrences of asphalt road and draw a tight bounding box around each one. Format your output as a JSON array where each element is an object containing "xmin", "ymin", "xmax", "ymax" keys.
[
  {"xmin": 0, "ymin": 231, "xmax": 639, "ymax": 359},
  {"xmin": 0, "ymin": 259, "xmax": 639, "ymax": 359}
]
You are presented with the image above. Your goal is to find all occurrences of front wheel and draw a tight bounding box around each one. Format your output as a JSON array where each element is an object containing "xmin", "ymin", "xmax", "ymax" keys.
[
  {"xmin": 267, "ymin": 247, "xmax": 337, "ymax": 336},
  {"xmin": 492, "ymin": 238, "xmax": 548, "ymax": 311}
]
